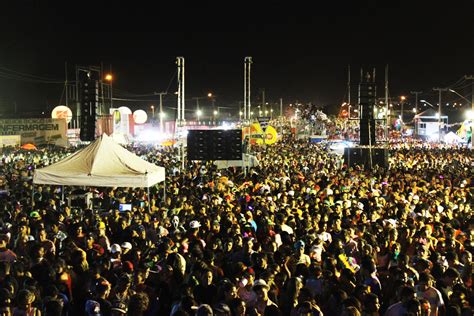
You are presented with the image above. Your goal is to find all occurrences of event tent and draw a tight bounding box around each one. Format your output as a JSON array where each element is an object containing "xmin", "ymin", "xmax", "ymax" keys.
[{"xmin": 34, "ymin": 133, "xmax": 165, "ymax": 187}]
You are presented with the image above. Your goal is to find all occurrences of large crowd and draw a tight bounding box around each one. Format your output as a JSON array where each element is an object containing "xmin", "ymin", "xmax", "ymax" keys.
[{"xmin": 0, "ymin": 128, "xmax": 472, "ymax": 316}]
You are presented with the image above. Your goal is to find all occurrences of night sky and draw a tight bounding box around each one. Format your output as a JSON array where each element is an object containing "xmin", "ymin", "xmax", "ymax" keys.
[{"xmin": 0, "ymin": 0, "xmax": 473, "ymax": 115}]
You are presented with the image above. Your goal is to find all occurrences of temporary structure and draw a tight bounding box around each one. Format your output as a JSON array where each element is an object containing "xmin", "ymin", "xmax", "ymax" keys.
[
  {"xmin": 34, "ymin": 133, "xmax": 165, "ymax": 187},
  {"xmin": 214, "ymin": 154, "xmax": 259, "ymax": 169},
  {"xmin": 21, "ymin": 143, "xmax": 37, "ymax": 150}
]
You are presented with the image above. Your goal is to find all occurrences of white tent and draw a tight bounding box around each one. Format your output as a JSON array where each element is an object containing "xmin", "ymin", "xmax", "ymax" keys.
[
  {"xmin": 214, "ymin": 154, "xmax": 260, "ymax": 169},
  {"xmin": 444, "ymin": 131, "xmax": 463, "ymax": 144},
  {"xmin": 34, "ymin": 133, "xmax": 165, "ymax": 187}
]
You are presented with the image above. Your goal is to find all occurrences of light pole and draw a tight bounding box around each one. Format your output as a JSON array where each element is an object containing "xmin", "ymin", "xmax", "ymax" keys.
[
  {"xmin": 400, "ymin": 96, "xmax": 406, "ymax": 125},
  {"xmin": 449, "ymin": 89, "xmax": 471, "ymax": 104},
  {"xmin": 105, "ymin": 73, "xmax": 113, "ymax": 109},
  {"xmin": 433, "ymin": 88, "xmax": 448, "ymax": 142},
  {"xmin": 208, "ymin": 92, "xmax": 216, "ymax": 124},
  {"xmin": 150, "ymin": 105, "xmax": 155, "ymax": 121}
]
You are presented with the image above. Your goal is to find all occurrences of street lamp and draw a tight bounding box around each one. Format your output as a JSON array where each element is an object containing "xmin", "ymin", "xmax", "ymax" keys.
[
  {"xmin": 105, "ymin": 73, "xmax": 113, "ymax": 108},
  {"xmin": 420, "ymin": 100, "xmax": 435, "ymax": 109},
  {"xmin": 400, "ymin": 96, "xmax": 406, "ymax": 124},
  {"xmin": 449, "ymin": 89, "xmax": 471, "ymax": 104},
  {"xmin": 150, "ymin": 105, "xmax": 155, "ymax": 120},
  {"xmin": 196, "ymin": 109, "xmax": 202, "ymax": 122}
]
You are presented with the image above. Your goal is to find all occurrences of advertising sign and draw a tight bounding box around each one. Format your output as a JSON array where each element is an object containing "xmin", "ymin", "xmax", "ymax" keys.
[
  {"xmin": 0, "ymin": 118, "xmax": 67, "ymax": 145},
  {"xmin": 51, "ymin": 105, "xmax": 73, "ymax": 123},
  {"xmin": 0, "ymin": 135, "xmax": 21, "ymax": 147}
]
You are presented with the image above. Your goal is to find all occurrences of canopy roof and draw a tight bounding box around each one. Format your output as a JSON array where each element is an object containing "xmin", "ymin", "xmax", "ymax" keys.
[{"xmin": 34, "ymin": 134, "xmax": 165, "ymax": 187}]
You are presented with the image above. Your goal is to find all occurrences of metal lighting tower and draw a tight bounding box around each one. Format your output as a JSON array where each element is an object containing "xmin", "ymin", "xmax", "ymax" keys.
[
  {"xmin": 410, "ymin": 91, "xmax": 422, "ymax": 137},
  {"xmin": 347, "ymin": 64, "xmax": 351, "ymax": 117},
  {"xmin": 176, "ymin": 57, "xmax": 185, "ymax": 170},
  {"xmin": 244, "ymin": 57, "xmax": 252, "ymax": 120},
  {"xmin": 384, "ymin": 65, "xmax": 389, "ymax": 142},
  {"xmin": 243, "ymin": 57, "xmax": 253, "ymax": 176},
  {"xmin": 433, "ymin": 87, "xmax": 448, "ymax": 142}
]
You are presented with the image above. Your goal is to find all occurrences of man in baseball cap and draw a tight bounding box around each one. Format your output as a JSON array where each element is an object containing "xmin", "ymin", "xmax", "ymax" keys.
[{"xmin": 189, "ymin": 220, "xmax": 201, "ymax": 229}]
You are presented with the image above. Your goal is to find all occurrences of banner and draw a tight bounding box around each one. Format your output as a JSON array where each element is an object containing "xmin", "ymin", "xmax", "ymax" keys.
[
  {"xmin": 243, "ymin": 122, "xmax": 278, "ymax": 145},
  {"xmin": 264, "ymin": 125, "xmax": 278, "ymax": 145},
  {"xmin": 0, "ymin": 135, "xmax": 21, "ymax": 147},
  {"xmin": 0, "ymin": 118, "xmax": 67, "ymax": 145}
]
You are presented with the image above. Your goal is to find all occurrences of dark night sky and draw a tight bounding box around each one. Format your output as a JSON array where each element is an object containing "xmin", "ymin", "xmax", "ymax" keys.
[{"xmin": 0, "ymin": 0, "xmax": 473, "ymax": 115}]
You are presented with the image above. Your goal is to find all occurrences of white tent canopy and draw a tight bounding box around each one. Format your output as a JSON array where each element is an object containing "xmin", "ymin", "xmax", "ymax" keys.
[{"xmin": 34, "ymin": 134, "xmax": 165, "ymax": 187}]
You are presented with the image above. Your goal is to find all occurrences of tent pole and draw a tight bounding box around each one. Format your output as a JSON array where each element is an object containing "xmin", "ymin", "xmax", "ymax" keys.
[
  {"xmin": 61, "ymin": 185, "xmax": 64, "ymax": 202},
  {"xmin": 31, "ymin": 184, "xmax": 34, "ymax": 209},
  {"xmin": 147, "ymin": 186, "xmax": 151, "ymax": 213},
  {"xmin": 163, "ymin": 180, "xmax": 166, "ymax": 203}
]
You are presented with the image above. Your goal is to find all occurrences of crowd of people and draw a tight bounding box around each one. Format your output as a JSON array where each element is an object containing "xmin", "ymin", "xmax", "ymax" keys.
[{"xmin": 0, "ymin": 127, "xmax": 472, "ymax": 316}]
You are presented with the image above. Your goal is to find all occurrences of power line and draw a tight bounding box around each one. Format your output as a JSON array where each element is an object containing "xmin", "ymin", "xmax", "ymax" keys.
[{"xmin": 0, "ymin": 65, "xmax": 63, "ymax": 81}]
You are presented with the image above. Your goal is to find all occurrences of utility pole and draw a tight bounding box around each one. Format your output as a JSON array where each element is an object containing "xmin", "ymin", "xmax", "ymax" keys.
[
  {"xmin": 410, "ymin": 91, "xmax": 422, "ymax": 137},
  {"xmin": 154, "ymin": 92, "xmax": 167, "ymax": 132},
  {"xmin": 244, "ymin": 57, "xmax": 252, "ymax": 121},
  {"xmin": 109, "ymin": 64, "xmax": 113, "ymax": 109},
  {"xmin": 279, "ymin": 98, "xmax": 284, "ymax": 137},
  {"xmin": 243, "ymin": 57, "xmax": 253, "ymax": 177},
  {"xmin": 65, "ymin": 62, "xmax": 68, "ymax": 108},
  {"xmin": 433, "ymin": 87, "xmax": 448, "ymax": 143},
  {"xmin": 280, "ymin": 98, "xmax": 283, "ymax": 117},
  {"xmin": 347, "ymin": 64, "xmax": 351, "ymax": 117},
  {"xmin": 384, "ymin": 65, "xmax": 389, "ymax": 142},
  {"xmin": 176, "ymin": 57, "xmax": 185, "ymax": 171},
  {"xmin": 465, "ymin": 75, "xmax": 474, "ymax": 148}
]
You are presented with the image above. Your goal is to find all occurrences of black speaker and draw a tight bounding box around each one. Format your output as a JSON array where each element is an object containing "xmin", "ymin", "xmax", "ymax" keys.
[
  {"xmin": 79, "ymin": 72, "xmax": 98, "ymax": 141},
  {"xmin": 187, "ymin": 130, "xmax": 213, "ymax": 161},
  {"xmin": 359, "ymin": 82, "xmax": 376, "ymax": 119},
  {"xmin": 344, "ymin": 147, "xmax": 388, "ymax": 169},
  {"xmin": 187, "ymin": 129, "xmax": 242, "ymax": 161},
  {"xmin": 359, "ymin": 119, "xmax": 376, "ymax": 145}
]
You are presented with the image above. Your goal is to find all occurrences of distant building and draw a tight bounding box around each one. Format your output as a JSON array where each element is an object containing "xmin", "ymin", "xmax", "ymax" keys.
[{"xmin": 415, "ymin": 108, "xmax": 448, "ymax": 140}]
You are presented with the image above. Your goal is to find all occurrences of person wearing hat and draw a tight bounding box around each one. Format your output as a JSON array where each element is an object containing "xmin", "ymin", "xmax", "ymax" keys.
[
  {"xmin": 416, "ymin": 272, "xmax": 445, "ymax": 316},
  {"xmin": 287, "ymin": 240, "xmax": 311, "ymax": 275},
  {"xmin": 110, "ymin": 244, "xmax": 122, "ymax": 270},
  {"xmin": 97, "ymin": 221, "xmax": 111, "ymax": 253},
  {"xmin": 110, "ymin": 299, "xmax": 128, "ymax": 315},
  {"xmin": 120, "ymin": 242, "xmax": 133, "ymax": 262},
  {"xmin": 110, "ymin": 274, "xmax": 133, "ymax": 307},
  {"xmin": 183, "ymin": 220, "xmax": 206, "ymax": 257},
  {"xmin": 250, "ymin": 279, "xmax": 280, "ymax": 315},
  {"xmin": 93, "ymin": 278, "xmax": 112, "ymax": 316},
  {"xmin": 85, "ymin": 299, "xmax": 102, "ymax": 316}
]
